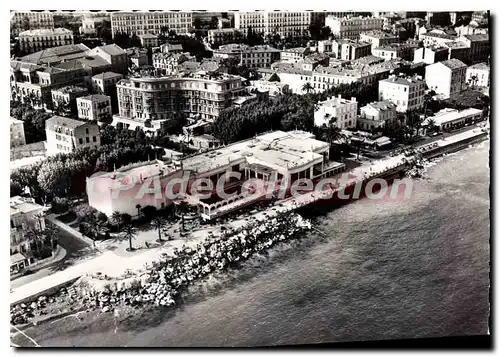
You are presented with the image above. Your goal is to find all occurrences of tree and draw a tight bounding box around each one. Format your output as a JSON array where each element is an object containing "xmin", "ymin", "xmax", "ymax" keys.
[
  {"xmin": 122, "ymin": 224, "xmax": 137, "ymax": 251},
  {"xmin": 302, "ymin": 82, "xmax": 314, "ymax": 94},
  {"xmin": 135, "ymin": 204, "xmax": 142, "ymax": 219},
  {"xmin": 176, "ymin": 201, "xmax": 189, "ymax": 232},
  {"xmin": 426, "ymin": 118, "xmax": 437, "ymax": 134},
  {"xmin": 111, "ymin": 211, "xmax": 122, "ymax": 230},
  {"xmin": 152, "ymin": 216, "xmax": 167, "ymax": 242}
]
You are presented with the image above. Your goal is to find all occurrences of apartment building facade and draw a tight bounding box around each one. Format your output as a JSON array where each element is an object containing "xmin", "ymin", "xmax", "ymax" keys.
[
  {"xmin": 459, "ymin": 34, "xmax": 490, "ymax": 64},
  {"xmin": 213, "ymin": 44, "xmax": 281, "ymax": 68},
  {"xmin": 314, "ymin": 95, "xmax": 358, "ymax": 129},
  {"xmin": 425, "ymin": 59, "xmax": 467, "ymax": 99},
  {"xmin": 372, "ymin": 43, "xmax": 418, "ymax": 61},
  {"xmin": 77, "ymin": 94, "xmax": 112, "ymax": 122},
  {"xmin": 326, "ymin": 16, "xmax": 384, "ymax": 40},
  {"xmin": 10, "ymin": 11, "xmax": 54, "ymax": 36},
  {"xmin": 45, "ymin": 116, "xmax": 101, "ymax": 156},
  {"xmin": 359, "ymin": 30, "xmax": 399, "ymax": 51},
  {"xmin": 358, "ymin": 100, "xmax": 397, "ymax": 130},
  {"xmin": 51, "ymin": 86, "xmax": 89, "ymax": 114},
  {"xmin": 331, "ymin": 39, "xmax": 371, "ymax": 60},
  {"xmin": 234, "ymin": 12, "xmax": 311, "ymax": 39},
  {"xmin": 18, "ymin": 28, "xmax": 74, "ymax": 54},
  {"xmin": 114, "ymin": 72, "xmax": 245, "ymax": 125},
  {"xmin": 110, "ymin": 11, "xmax": 193, "ymax": 37},
  {"xmin": 466, "ymin": 62, "xmax": 490, "ymax": 88},
  {"xmin": 378, "ymin": 75, "xmax": 425, "ymax": 112},
  {"xmin": 207, "ymin": 28, "xmax": 240, "ymax": 46}
]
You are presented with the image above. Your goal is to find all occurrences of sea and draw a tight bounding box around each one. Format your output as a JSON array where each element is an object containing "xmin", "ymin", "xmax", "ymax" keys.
[{"xmin": 19, "ymin": 140, "xmax": 491, "ymax": 347}]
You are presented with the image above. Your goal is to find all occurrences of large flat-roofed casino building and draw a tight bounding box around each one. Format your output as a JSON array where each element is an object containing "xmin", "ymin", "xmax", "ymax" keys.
[{"xmin": 86, "ymin": 130, "xmax": 346, "ymax": 220}]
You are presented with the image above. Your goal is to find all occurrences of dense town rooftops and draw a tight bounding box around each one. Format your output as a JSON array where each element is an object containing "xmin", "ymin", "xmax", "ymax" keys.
[
  {"xmin": 10, "ymin": 61, "xmax": 43, "ymax": 72},
  {"xmin": 45, "ymin": 115, "xmax": 88, "ymax": 131},
  {"xmin": 440, "ymin": 58, "xmax": 467, "ymax": 70},
  {"xmin": 333, "ymin": 39, "xmax": 371, "ymax": 47},
  {"xmin": 117, "ymin": 71, "xmax": 242, "ymax": 87},
  {"xmin": 92, "ymin": 71, "xmax": 122, "ymax": 80},
  {"xmin": 348, "ymin": 55, "xmax": 385, "ymax": 66},
  {"xmin": 444, "ymin": 41, "xmax": 468, "ymax": 49},
  {"xmin": 140, "ymin": 33, "xmax": 158, "ymax": 39},
  {"xmin": 374, "ymin": 42, "xmax": 419, "ymax": 51},
  {"xmin": 19, "ymin": 28, "xmax": 73, "ymax": 37}
]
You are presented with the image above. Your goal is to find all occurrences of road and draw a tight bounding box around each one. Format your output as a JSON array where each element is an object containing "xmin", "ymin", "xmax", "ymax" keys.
[{"xmin": 11, "ymin": 225, "xmax": 96, "ymax": 289}]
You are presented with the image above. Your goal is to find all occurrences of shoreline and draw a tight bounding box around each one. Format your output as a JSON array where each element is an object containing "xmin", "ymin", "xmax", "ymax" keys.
[{"xmin": 10, "ymin": 127, "xmax": 490, "ymax": 330}]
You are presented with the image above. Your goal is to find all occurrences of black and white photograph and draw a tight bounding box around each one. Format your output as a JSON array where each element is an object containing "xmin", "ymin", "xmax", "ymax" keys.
[{"xmin": 8, "ymin": 8, "xmax": 491, "ymax": 348}]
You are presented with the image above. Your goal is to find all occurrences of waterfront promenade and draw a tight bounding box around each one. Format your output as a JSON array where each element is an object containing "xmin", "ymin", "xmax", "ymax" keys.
[{"xmin": 10, "ymin": 126, "xmax": 488, "ymax": 305}]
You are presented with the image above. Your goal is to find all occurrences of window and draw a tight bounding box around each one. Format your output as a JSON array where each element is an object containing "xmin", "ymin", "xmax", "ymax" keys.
[
  {"xmin": 85, "ymin": 128, "xmax": 89, "ymax": 134},
  {"xmin": 86, "ymin": 137, "xmax": 90, "ymax": 143},
  {"xmin": 93, "ymin": 136, "xmax": 97, "ymax": 142},
  {"xmin": 79, "ymin": 138, "xmax": 83, "ymax": 145}
]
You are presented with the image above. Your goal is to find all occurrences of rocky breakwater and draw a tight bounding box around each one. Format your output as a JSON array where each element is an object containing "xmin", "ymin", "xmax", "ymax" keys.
[{"xmin": 10, "ymin": 213, "xmax": 312, "ymax": 325}]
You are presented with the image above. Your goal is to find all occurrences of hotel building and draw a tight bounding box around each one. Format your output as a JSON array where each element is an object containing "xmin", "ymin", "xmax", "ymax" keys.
[
  {"xmin": 113, "ymin": 72, "xmax": 245, "ymax": 130},
  {"xmin": 331, "ymin": 39, "xmax": 371, "ymax": 61},
  {"xmin": 213, "ymin": 44, "xmax": 281, "ymax": 68},
  {"xmin": 10, "ymin": 11, "xmax": 54, "ymax": 36}
]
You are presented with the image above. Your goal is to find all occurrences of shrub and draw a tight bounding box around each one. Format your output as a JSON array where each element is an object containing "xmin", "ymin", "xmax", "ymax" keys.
[{"xmin": 51, "ymin": 197, "xmax": 71, "ymax": 214}]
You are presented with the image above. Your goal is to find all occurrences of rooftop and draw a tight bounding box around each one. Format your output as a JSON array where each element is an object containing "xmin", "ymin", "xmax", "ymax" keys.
[
  {"xmin": 421, "ymin": 32, "xmax": 456, "ymax": 40},
  {"xmin": 462, "ymin": 34, "xmax": 489, "ymax": 42},
  {"xmin": 362, "ymin": 100, "xmax": 397, "ymax": 111},
  {"xmin": 19, "ymin": 27, "xmax": 73, "ymax": 37},
  {"xmin": 52, "ymin": 86, "xmax": 88, "ymax": 94},
  {"xmin": 424, "ymin": 108, "xmax": 482, "ymax": 126},
  {"xmin": 140, "ymin": 33, "xmax": 158, "ymax": 39},
  {"xmin": 92, "ymin": 71, "xmax": 123, "ymax": 80},
  {"xmin": 45, "ymin": 116, "xmax": 88, "ymax": 130},
  {"xmin": 19, "ymin": 43, "xmax": 90, "ymax": 65},
  {"xmin": 469, "ymin": 62, "xmax": 490, "ymax": 71},
  {"xmin": 440, "ymin": 58, "xmax": 467, "ymax": 70},
  {"xmin": 78, "ymin": 94, "xmax": 110, "ymax": 102},
  {"xmin": 183, "ymin": 130, "xmax": 329, "ymax": 174},
  {"xmin": 380, "ymin": 75, "xmax": 425, "ymax": 86},
  {"xmin": 95, "ymin": 44, "xmax": 126, "ymax": 56},
  {"xmin": 444, "ymin": 41, "xmax": 469, "ymax": 49},
  {"xmin": 361, "ymin": 30, "xmax": 398, "ymax": 38}
]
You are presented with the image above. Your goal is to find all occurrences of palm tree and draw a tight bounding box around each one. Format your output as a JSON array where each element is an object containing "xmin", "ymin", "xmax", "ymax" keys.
[
  {"xmin": 176, "ymin": 201, "xmax": 189, "ymax": 232},
  {"xmin": 111, "ymin": 211, "xmax": 122, "ymax": 230},
  {"xmin": 426, "ymin": 118, "xmax": 437, "ymax": 134},
  {"xmin": 135, "ymin": 204, "xmax": 142, "ymax": 220},
  {"xmin": 302, "ymin": 82, "xmax": 314, "ymax": 94},
  {"xmin": 152, "ymin": 216, "xmax": 167, "ymax": 243},
  {"xmin": 122, "ymin": 224, "xmax": 137, "ymax": 251}
]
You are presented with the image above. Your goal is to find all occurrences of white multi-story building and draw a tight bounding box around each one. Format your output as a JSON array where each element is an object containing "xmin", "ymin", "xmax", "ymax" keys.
[
  {"xmin": 114, "ymin": 71, "xmax": 245, "ymax": 128},
  {"xmin": 419, "ymin": 32, "xmax": 456, "ymax": 47},
  {"xmin": 317, "ymin": 40, "xmax": 333, "ymax": 53},
  {"xmin": 372, "ymin": 43, "xmax": 419, "ymax": 61},
  {"xmin": 213, "ymin": 44, "xmax": 281, "ymax": 68},
  {"xmin": 18, "ymin": 28, "xmax": 74, "ymax": 54},
  {"xmin": 413, "ymin": 45, "xmax": 450, "ymax": 64},
  {"xmin": 466, "ymin": 62, "xmax": 490, "ymax": 88},
  {"xmin": 51, "ymin": 86, "xmax": 89, "ymax": 114},
  {"xmin": 140, "ymin": 33, "xmax": 160, "ymax": 48},
  {"xmin": 45, "ymin": 116, "xmax": 101, "ymax": 156},
  {"xmin": 207, "ymin": 28, "xmax": 240, "ymax": 46},
  {"xmin": 378, "ymin": 75, "xmax": 425, "ymax": 112},
  {"xmin": 358, "ymin": 100, "xmax": 397, "ymax": 130},
  {"xmin": 110, "ymin": 11, "xmax": 193, "ymax": 37},
  {"xmin": 326, "ymin": 16, "xmax": 384, "ymax": 40},
  {"xmin": 77, "ymin": 94, "xmax": 112, "ymax": 122},
  {"xmin": 331, "ymin": 39, "xmax": 371, "ymax": 60},
  {"xmin": 280, "ymin": 47, "xmax": 311, "ymax": 63},
  {"xmin": 10, "ymin": 196, "xmax": 47, "ymax": 272},
  {"xmin": 425, "ymin": 59, "xmax": 467, "ymax": 99},
  {"xmin": 10, "ymin": 11, "xmax": 54, "ymax": 36},
  {"xmin": 10, "ymin": 117, "xmax": 26, "ymax": 147},
  {"xmin": 359, "ymin": 30, "xmax": 399, "ymax": 51},
  {"xmin": 92, "ymin": 71, "xmax": 123, "ymax": 95},
  {"xmin": 234, "ymin": 11, "xmax": 311, "ymax": 39},
  {"xmin": 152, "ymin": 52, "xmax": 193, "ymax": 75},
  {"xmin": 314, "ymin": 95, "xmax": 358, "ymax": 129}
]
